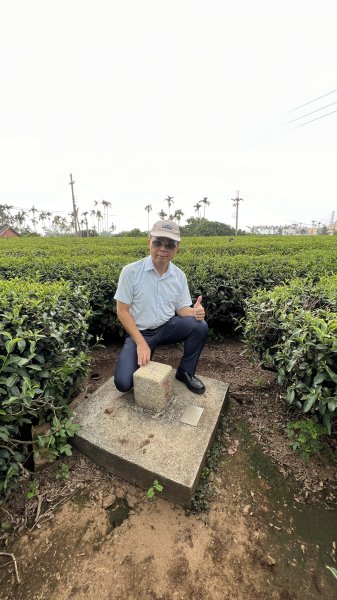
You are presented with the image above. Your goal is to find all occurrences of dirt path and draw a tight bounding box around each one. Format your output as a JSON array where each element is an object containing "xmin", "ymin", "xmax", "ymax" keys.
[{"xmin": 1, "ymin": 340, "xmax": 336, "ymax": 599}]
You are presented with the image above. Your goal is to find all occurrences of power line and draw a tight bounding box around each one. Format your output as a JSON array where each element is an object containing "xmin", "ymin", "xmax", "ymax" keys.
[
  {"xmin": 288, "ymin": 88, "xmax": 337, "ymax": 113},
  {"xmin": 288, "ymin": 108, "xmax": 337, "ymax": 130},
  {"xmin": 285, "ymin": 100, "xmax": 337, "ymax": 125}
]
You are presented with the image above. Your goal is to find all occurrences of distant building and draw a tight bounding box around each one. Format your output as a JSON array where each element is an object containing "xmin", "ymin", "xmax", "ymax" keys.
[
  {"xmin": 0, "ymin": 224, "xmax": 21, "ymax": 238},
  {"xmin": 327, "ymin": 223, "xmax": 337, "ymax": 235},
  {"xmin": 281, "ymin": 226, "xmax": 309, "ymax": 235}
]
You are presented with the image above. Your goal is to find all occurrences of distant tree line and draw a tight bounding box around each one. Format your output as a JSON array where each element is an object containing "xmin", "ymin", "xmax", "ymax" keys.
[
  {"xmin": 142, "ymin": 196, "xmax": 245, "ymax": 237},
  {"xmin": 0, "ymin": 202, "xmax": 116, "ymax": 237},
  {"xmin": 181, "ymin": 217, "xmax": 245, "ymax": 236},
  {"xmin": 115, "ymin": 218, "xmax": 245, "ymax": 237}
]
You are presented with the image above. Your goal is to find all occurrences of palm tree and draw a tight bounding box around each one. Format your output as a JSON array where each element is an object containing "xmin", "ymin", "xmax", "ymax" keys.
[
  {"xmin": 109, "ymin": 222, "xmax": 116, "ymax": 235},
  {"xmin": 165, "ymin": 196, "xmax": 174, "ymax": 218},
  {"xmin": 96, "ymin": 210, "xmax": 103, "ymax": 234},
  {"xmin": 69, "ymin": 211, "xmax": 79, "ymax": 234},
  {"xmin": 90, "ymin": 209, "xmax": 96, "ymax": 228},
  {"xmin": 68, "ymin": 214, "xmax": 75, "ymax": 231},
  {"xmin": 44, "ymin": 212, "xmax": 52, "ymax": 228},
  {"xmin": 194, "ymin": 202, "xmax": 202, "ymax": 218},
  {"xmin": 173, "ymin": 209, "xmax": 184, "ymax": 224},
  {"xmin": 59, "ymin": 216, "xmax": 69, "ymax": 235},
  {"xmin": 158, "ymin": 209, "xmax": 168, "ymax": 220},
  {"xmin": 144, "ymin": 204, "xmax": 152, "ymax": 232},
  {"xmin": 104, "ymin": 201, "xmax": 112, "ymax": 232},
  {"xmin": 101, "ymin": 200, "xmax": 109, "ymax": 231},
  {"xmin": 13, "ymin": 211, "xmax": 23, "ymax": 231},
  {"xmin": 29, "ymin": 205, "xmax": 39, "ymax": 226},
  {"xmin": 40, "ymin": 211, "xmax": 51, "ymax": 234},
  {"xmin": 39, "ymin": 211, "xmax": 48, "ymax": 229},
  {"xmin": 201, "ymin": 197, "xmax": 210, "ymax": 218},
  {"xmin": 80, "ymin": 218, "xmax": 86, "ymax": 235},
  {"xmin": 21, "ymin": 210, "xmax": 28, "ymax": 228},
  {"xmin": 52, "ymin": 215, "xmax": 62, "ymax": 234},
  {"xmin": 101, "ymin": 200, "xmax": 107, "ymax": 229},
  {"xmin": 82, "ymin": 211, "xmax": 89, "ymax": 237},
  {"xmin": 0, "ymin": 204, "xmax": 14, "ymax": 224}
]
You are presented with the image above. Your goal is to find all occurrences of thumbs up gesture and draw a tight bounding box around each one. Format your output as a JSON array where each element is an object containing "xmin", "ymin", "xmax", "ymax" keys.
[{"xmin": 193, "ymin": 295, "xmax": 205, "ymax": 320}]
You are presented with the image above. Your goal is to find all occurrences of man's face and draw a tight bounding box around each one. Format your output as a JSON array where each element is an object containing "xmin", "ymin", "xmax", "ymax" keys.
[{"xmin": 148, "ymin": 236, "xmax": 179, "ymax": 268}]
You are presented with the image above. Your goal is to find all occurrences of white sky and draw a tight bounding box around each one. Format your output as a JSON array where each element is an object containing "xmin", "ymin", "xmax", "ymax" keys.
[{"xmin": 1, "ymin": 0, "xmax": 337, "ymax": 233}]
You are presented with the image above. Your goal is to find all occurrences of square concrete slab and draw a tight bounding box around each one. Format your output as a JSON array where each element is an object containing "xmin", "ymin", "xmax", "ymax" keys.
[{"xmin": 71, "ymin": 374, "xmax": 229, "ymax": 505}]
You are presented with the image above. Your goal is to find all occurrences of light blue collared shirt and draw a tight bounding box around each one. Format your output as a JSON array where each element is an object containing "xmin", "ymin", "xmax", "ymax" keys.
[{"xmin": 114, "ymin": 256, "xmax": 192, "ymax": 330}]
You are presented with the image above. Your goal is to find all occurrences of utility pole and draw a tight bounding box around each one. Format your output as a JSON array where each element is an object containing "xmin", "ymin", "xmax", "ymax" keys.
[
  {"xmin": 69, "ymin": 173, "xmax": 80, "ymax": 236},
  {"xmin": 232, "ymin": 190, "xmax": 243, "ymax": 236}
]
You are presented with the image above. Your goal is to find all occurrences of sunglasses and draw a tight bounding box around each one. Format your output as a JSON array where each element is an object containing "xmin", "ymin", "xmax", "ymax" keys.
[{"xmin": 151, "ymin": 238, "xmax": 178, "ymax": 250}]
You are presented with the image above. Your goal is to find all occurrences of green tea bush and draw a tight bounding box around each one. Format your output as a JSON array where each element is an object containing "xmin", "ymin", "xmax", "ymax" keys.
[
  {"xmin": 0, "ymin": 278, "xmax": 91, "ymax": 497},
  {"xmin": 243, "ymin": 276, "xmax": 337, "ymax": 431},
  {"xmin": 0, "ymin": 255, "xmax": 124, "ymax": 336},
  {"xmin": 1, "ymin": 236, "xmax": 337, "ymax": 338},
  {"xmin": 287, "ymin": 419, "xmax": 336, "ymax": 462}
]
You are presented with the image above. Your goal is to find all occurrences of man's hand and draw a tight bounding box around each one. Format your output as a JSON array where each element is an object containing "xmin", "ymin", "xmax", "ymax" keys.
[
  {"xmin": 193, "ymin": 295, "xmax": 205, "ymax": 321},
  {"xmin": 116, "ymin": 301, "xmax": 151, "ymax": 366},
  {"xmin": 136, "ymin": 339, "xmax": 151, "ymax": 366}
]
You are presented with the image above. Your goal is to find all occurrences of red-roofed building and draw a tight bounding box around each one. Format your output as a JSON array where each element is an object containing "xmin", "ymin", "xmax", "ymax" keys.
[{"xmin": 0, "ymin": 224, "xmax": 21, "ymax": 238}]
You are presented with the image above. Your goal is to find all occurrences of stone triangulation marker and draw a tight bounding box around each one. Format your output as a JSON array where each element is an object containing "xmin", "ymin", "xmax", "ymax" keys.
[{"xmin": 72, "ymin": 367, "xmax": 228, "ymax": 505}]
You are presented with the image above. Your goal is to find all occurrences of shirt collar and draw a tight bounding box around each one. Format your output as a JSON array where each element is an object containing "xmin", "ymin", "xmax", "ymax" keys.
[{"xmin": 145, "ymin": 255, "xmax": 172, "ymax": 276}]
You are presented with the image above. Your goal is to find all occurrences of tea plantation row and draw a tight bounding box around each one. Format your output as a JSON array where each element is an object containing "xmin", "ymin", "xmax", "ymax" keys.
[
  {"xmin": 0, "ymin": 279, "xmax": 91, "ymax": 495},
  {"xmin": 244, "ymin": 275, "xmax": 337, "ymax": 436},
  {"xmin": 1, "ymin": 235, "xmax": 337, "ymax": 337}
]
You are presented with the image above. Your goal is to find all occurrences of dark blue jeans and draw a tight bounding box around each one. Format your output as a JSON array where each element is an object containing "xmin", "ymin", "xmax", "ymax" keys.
[{"xmin": 114, "ymin": 315, "xmax": 208, "ymax": 392}]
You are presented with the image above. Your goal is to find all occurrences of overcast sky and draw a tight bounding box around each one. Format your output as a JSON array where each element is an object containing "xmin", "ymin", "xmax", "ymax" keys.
[{"xmin": 1, "ymin": 1, "xmax": 337, "ymax": 233}]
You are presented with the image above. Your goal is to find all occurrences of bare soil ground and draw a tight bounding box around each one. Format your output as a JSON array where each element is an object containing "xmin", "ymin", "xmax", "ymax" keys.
[{"xmin": 1, "ymin": 339, "xmax": 337, "ymax": 599}]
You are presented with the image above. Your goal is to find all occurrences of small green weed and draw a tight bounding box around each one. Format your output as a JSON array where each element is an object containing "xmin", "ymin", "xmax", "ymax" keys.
[
  {"xmin": 33, "ymin": 417, "xmax": 81, "ymax": 464},
  {"xmin": 287, "ymin": 419, "xmax": 327, "ymax": 462},
  {"xmin": 55, "ymin": 463, "xmax": 70, "ymax": 481},
  {"xmin": 253, "ymin": 375, "xmax": 270, "ymax": 388},
  {"xmin": 200, "ymin": 466, "xmax": 210, "ymax": 480},
  {"xmin": 26, "ymin": 480, "xmax": 39, "ymax": 499},
  {"xmin": 147, "ymin": 480, "xmax": 163, "ymax": 499}
]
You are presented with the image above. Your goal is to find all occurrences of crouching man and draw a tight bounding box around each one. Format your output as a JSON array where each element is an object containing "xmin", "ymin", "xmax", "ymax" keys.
[{"xmin": 113, "ymin": 219, "xmax": 208, "ymax": 394}]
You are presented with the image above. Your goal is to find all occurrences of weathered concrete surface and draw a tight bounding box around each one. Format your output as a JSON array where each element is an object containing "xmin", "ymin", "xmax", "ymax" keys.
[
  {"xmin": 72, "ymin": 373, "xmax": 229, "ymax": 505},
  {"xmin": 133, "ymin": 361, "xmax": 173, "ymax": 412}
]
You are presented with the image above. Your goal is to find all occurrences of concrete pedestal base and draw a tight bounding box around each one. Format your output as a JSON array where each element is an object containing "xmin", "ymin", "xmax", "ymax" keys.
[{"xmin": 72, "ymin": 373, "xmax": 229, "ymax": 505}]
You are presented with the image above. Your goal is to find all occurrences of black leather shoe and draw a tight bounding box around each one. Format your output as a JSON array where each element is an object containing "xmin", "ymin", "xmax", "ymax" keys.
[{"xmin": 175, "ymin": 369, "xmax": 206, "ymax": 394}]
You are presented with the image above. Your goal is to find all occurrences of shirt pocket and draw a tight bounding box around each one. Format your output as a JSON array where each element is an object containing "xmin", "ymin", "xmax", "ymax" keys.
[{"xmin": 167, "ymin": 293, "xmax": 180, "ymax": 308}]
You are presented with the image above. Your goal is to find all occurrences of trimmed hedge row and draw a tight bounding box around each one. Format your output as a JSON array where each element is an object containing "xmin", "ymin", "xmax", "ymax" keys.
[
  {"xmin": 0, "ymin": 278, "xmax": 91, "ymax": 496},
  {"xmin": 1, "ymin": 233, "xmax": 337, "ymax": 258},
  {"xmin": 243, "ymin": 275, "xmax": 337, "ymax": 428},
  {"xmin": 1, "ymin": 238, "xmax": 337, "ymax": 337}
]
